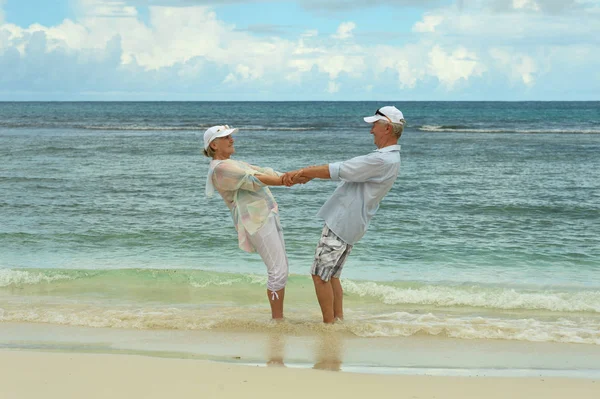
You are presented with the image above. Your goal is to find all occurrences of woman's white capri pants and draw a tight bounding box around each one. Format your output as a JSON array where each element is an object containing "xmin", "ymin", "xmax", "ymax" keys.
[{"xmin": 248, "ymin": 216, "xmax": 289, "ymax": 299}]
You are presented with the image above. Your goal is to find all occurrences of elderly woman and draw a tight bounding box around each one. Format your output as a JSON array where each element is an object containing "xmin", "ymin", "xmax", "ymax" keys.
[{"xmin": 204, "ymin": 125, "xmax": 304, "ymax": 319}]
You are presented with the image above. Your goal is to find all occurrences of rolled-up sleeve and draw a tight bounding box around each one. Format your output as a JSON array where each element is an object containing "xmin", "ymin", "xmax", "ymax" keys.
[
  {"xmin": 249, "ymin": 164, "xmax": 282, "ymax": 178},
  {"xmin": 213, "ymin": 161, "xmax": 266, "ymax": 192},
  {"xmin": 329, "ymin": 162, "xmax": 342, "ymax": 181},
  {"xmin": 336, "ymin": 154, "xmax": 385, "ymax": 182}
]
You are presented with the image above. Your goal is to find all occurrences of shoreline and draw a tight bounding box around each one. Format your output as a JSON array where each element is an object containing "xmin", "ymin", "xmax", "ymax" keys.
[
  {"xmin": 2, "ymin": 349, "xmax": 599, "ymax": 399},
  {"xmin": 2, "ymin": 322, "xmax": 600, "ymax": 379}
]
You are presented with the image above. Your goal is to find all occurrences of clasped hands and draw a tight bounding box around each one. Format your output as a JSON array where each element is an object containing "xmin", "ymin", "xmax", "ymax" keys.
[{"xmin": 281, "ymin": 169, "xmax": 311, "ymax": 187}]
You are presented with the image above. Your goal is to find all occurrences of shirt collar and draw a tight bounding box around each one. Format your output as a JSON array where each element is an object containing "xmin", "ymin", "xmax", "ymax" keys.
[{"xmin": 375, "ymin": 144, "xmax": 401, "ymax": 153}]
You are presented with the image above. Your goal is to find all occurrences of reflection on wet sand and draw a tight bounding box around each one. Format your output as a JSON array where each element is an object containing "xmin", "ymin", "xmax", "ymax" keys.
[
  {"xmin": 265, "ymin": 331, "xmax": 343, "ymax": 371},
  {"xmin": 267, "ymin": 332, "xmax": 285, "ymax": 367},
  {"xmin": 312, "ymin": 333, "xmax": 343, "ymax": 371}
]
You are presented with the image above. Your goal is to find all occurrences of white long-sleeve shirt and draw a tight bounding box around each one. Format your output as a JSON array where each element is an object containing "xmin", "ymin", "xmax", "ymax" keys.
[{"xmin": 317, "ymin": 145, "xmax": 401, "ymax": 245}]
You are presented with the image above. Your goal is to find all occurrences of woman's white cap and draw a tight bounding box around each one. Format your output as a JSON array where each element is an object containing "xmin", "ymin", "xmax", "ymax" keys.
[{"xmin": 203, "ymin": 125, "xmax": 239, "ymax": 150}]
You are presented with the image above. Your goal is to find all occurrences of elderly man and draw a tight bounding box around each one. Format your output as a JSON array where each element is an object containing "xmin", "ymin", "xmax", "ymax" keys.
[{"xmin": 284, "ymin": 106, "xmax": 405, "ymax": 323}]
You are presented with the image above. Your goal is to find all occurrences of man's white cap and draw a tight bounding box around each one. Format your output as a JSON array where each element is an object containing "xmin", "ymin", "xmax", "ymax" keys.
[
  {"xmin": 203, "ymin": 125, "xmax": 239, "ymax": 150},
  {"xmin": 363, "ymin": 106, "xmax": 404, "ymax": 124}
]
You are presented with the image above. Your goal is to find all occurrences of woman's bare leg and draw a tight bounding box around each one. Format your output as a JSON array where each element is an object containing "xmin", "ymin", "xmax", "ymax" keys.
[{"xmin": 268, "ymin": 288, "xmax": 285, "ymax": 319}]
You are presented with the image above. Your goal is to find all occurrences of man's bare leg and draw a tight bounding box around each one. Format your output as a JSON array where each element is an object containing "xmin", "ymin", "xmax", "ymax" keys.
[
  {"xmin": 331, "ymin": 277, "xmax": 343, "ymax": 321},
  {"xmin": 312, "ymin": 275, "xmax": 335, "ymax": 323},
  {"xmin": 267, "ymin": 288, "xmax": 285, "ymax": 319}
]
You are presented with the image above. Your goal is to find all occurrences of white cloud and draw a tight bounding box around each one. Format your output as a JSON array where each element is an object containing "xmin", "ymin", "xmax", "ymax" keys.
[
  {"xmin": 123, "ymin": 0, "xmax": 585, "ymax": 15},
  {"xmin": 294, "ymin": 30, "xmax": 325, "ymax": 55},
  {"xmin": 517, "ymin": 58, "xmax": 536, "ymax": 86},
  {"xmin": 0, "ymin": 3, "xmax": 370, "ymax": 98},
  {"xmin": 490, "ymin": 48, "xmax": 537, "ymax": 86},
  {"xmin": 78, "ymin": 0, "xmax": 138, "ymax": 17},
  {"xmin": 413, "ymin": 15, "xmax": 444, "ymax": 33},
  {"xmin": 428, "ymin": 46, "xmax": 486, "ymax": 89},
  {"xmin": 320, "ymin": 54, "xmax": 363, "ymax": 79},
  {"xmin": 288, "ymin": 52, "xmax": 365, "ymax": 82},
  {"xmin": 299, "ymin": 0, "xmax": 442, "ymax": 12},
  {"xmin": 424, "ymin": 1, "xmax": 599, "ymax": 46},
  {"xmin": 394, "ymin": 59, "xmax": 422, "ymax": 89},
  {"xmin": 42, "ymin": 5, "xmax": 294, "ymax": 74},
  {"xmin": 288, "ymin": 30, "xmax": 366, "ymax": 80},
  {"xmin": 332, "ymin": 21, "xmax": 356, "ymax": 40},
  {"xmin": 42, "ymin": 20, "xmax": 95, "ymax": 52},
  {"xmin": 176, "ymin": 58, "xmax": 204, "ymax": 78},
  {"xmin": 0, "ymin": 0, "xmax": 599, "ymax": 99},
  {"xmin": 405, "ymin": 1, "xmax": 599, "ymax": 93},
  {"xmin": 223, "ymin": 63, "xmax": 262, "ymax": 84},
  {"xmin": 512, "ymin": 0, "xmax": 541, "ymax": 11},
  {"xmin": 487, "ymin": 0, "xmax": 580, "ymax": 14},
  {"xmin": 376, "ymin": 43, "xmax": 428, "ymax": 89}
]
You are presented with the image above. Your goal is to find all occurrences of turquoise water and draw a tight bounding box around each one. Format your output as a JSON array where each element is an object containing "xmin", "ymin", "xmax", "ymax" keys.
[{"xmin": 1, "ymin": 102, "xmax": 599, "ymax": 344}]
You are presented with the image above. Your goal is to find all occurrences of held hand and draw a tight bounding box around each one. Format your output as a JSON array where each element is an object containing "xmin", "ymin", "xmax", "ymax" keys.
[
  {"xmin": 291, "ymin": 169, "xmax": 311, "ymax": 185},
  {"xmin": 282, "ymin": 171, "xmax": 298, "ymax": 187},
  {"xmin": 294, "ymin": 173, "xmax": 312, "ymax": 185},
  {"xmin": 281, "ymin": 169, "xmax": 308, "ymax": 187},
  {"xmin": 292, "ymin": 169, "xmax": 306, "ymax": 184}
]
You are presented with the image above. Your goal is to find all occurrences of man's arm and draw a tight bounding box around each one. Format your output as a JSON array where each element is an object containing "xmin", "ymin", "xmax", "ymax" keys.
[
  {"xmin": 282, "ymin": 165, "xmax": 329, "ymax": 186},
  {"xmin": 298, "ymin": 165, "xmax": 331, "ymax": 179}
]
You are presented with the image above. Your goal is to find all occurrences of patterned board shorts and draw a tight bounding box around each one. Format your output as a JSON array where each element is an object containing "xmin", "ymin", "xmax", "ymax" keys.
[{"xmin": 311, "ymin": 225, "xmax": 353, "ymax": 282}]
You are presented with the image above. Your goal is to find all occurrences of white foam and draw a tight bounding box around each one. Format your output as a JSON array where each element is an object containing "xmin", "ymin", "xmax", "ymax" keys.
[
  {"xmin": 342, "ymin": 280, "xmax": 600, "ymax": 313},
  {"xmin": 189, "ymin": 278, "xmax": 242, "ymax": 288},
  {"xmin": 347, "ymin": 311, "xmax": 600, "ymax": 344},
  {"xmin": 2, "ymin": 303, "xmax": 599, "ymax": 345},
  {"xmin": 189, "ymin": 273, "xmax": 266, "ymax": 288},
  {"xmin": 0, "ymin": 269, "xmax": 73, "ymax": 287}
]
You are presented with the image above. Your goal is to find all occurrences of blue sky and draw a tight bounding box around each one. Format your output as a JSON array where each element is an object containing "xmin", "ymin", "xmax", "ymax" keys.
[{"xmin": 0, "ymin": 0, "xmax": 598, "ymax": 100}]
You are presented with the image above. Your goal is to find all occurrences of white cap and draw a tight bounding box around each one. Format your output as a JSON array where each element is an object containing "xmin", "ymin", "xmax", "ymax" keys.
[
  {"xmin": 363, "ymin": 106, "xmax": 404, "ymax": 124},
  {"xmin": 203, "ymin": 125, "xmax": 239, "ymax": 150}
]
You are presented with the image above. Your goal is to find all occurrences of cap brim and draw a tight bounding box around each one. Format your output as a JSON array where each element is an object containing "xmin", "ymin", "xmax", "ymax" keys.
[
  {"xmin": 363, "ymin": 115, "xmax": 386, "ymax": 124},
  {"xmin": 214, "ymin": 127, "xmax": 239, "ymax": 138}
]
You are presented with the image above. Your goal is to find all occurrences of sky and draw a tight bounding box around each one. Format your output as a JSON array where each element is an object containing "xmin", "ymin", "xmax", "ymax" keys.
[{"xmin": 0, "ymin": 0, "xmax": 598, "ymax": 101}]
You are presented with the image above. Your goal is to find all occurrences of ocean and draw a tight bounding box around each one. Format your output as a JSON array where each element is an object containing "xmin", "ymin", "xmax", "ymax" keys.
[{"xmin": 1, "ymin": 101, "xmax": 599, "ymax": 352}]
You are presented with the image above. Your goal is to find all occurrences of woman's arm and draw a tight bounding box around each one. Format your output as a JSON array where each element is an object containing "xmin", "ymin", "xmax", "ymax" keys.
[
  {"xmin": 249, "ymin": 163, "xmax": 310, "ymax": 186},
  {"xmin": 248, "ymin": 164, "xmax": 281, "ymax": 177},
  {"xmin": 255, "ymin": 174, "xmax": 284, "ymax": 186},
  {"xmin": 214, "ymin": 160, "xmax": 307, "ymax": 189}
]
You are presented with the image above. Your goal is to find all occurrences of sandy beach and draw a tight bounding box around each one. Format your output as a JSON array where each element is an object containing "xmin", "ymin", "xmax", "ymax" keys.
[
  {"xmin": 2, "ymin": 322, "xmax": 600, "ymax": 399},
  {"xmin": 2, "ymin": 349, "xmax": 598, "ymax": 399}
]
